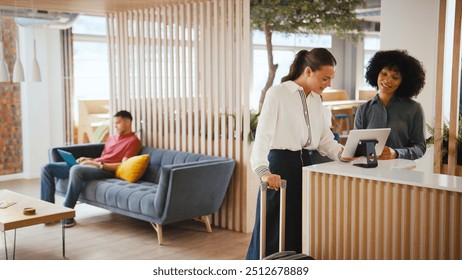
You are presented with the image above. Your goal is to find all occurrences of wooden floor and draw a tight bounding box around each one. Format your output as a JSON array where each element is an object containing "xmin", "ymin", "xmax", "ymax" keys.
[{"xmin": 0, "ymin": 179, "xmax": 251, "ymax": 260}]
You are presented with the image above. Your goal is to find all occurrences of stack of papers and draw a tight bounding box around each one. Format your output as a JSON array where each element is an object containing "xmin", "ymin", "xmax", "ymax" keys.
[{"xmin": 0, "ymin": 201, "xmax": 16, "ymax": 209}]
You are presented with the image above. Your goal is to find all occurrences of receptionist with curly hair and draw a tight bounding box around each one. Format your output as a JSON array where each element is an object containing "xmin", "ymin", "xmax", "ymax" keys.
[{"xmin": 354, "ymin": 49, "xmax": 426, "ymax": 160}]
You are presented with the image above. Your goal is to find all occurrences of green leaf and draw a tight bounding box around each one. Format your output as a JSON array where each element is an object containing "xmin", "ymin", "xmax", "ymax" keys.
[{"xmin": 250, "ymin": 0, "xmax": 366, "ymax": 41}]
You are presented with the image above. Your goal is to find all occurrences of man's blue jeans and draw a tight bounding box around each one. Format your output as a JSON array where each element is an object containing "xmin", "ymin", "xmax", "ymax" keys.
[{"xmin": 40, "ymin": 162, "xmax": 113, "ymax": 208}]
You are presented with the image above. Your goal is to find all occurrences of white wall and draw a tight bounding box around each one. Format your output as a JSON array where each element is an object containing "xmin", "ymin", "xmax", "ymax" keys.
[
  {"xmin": 330, "ymin": 35, "xmax": 347, "ymax": 93},
  {"xmin": 18, "ymin": 26, "xmax": 64, "ymax": 179},
  {"xmin": 380, "ymin": 0, "xmax": 439, "ymax": 174},
  {"xmin": 381, "ymin": 0, "xmax": 439, "ymax": 131}
]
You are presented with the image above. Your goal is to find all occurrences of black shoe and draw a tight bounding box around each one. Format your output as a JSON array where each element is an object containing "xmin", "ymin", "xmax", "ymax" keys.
[{"xmin": 63, "ymin": 218, "xmax": 76, "ymax": 228}]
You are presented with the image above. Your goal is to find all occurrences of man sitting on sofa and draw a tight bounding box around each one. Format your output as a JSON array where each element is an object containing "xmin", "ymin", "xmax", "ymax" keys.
[{"xmin": 40, "ymin": 110, "xmax": 142, "ymax": 227}]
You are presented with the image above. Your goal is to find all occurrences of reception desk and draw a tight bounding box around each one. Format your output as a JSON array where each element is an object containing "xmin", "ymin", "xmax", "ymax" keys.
[{"xmin": 302, "ymin": 159, "xmax": 462, "ymax": 260}]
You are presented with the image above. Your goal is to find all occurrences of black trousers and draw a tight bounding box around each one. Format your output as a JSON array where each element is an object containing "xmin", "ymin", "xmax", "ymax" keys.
[{"xmin": 245, "ymin": 149, "xmax": 312, "ymax": 259}]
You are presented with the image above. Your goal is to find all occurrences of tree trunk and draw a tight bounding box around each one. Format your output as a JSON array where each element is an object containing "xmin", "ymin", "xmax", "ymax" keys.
[{"xmin": 258, "ymin": 24, "xmax": 278, "ymax": 113}]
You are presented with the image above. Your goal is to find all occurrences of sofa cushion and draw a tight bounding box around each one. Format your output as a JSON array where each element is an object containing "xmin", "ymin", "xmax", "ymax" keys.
[
  {"xmin": 81, "ymin": 179, "xmax": 160, "ymax": 216},
  {"xmin": 115, "ymin": 154, "xmax": 150, "ymax": 183},
  {"xmin": 140, "ymin": 147, "xmax": 217, "ymax": 183}
]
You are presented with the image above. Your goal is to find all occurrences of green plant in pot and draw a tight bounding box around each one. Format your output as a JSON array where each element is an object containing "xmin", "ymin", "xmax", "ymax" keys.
[
  {"xmin": 426, "ymin": 118, "xmax": 462, "ymax": 165},
  {"xmin": 249, "ymin": 110, "xmax": 260, "ymax": 143}
]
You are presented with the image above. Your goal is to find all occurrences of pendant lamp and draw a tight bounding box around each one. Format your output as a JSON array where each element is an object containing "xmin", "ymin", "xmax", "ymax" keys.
[
  {"xmin": 30, "ymin": 0, "xmax": 41, "ymax": 82},
  {"xmin": 12, "ymin": 0, "xmax": 25, "ymax": 82},
  {"xmin": 12, "ymin": 40, "xmax": 25, "ymax": 82},
  {"xmin": 31, "ymin": 39, "xmax": 41, "ymax": 82}
]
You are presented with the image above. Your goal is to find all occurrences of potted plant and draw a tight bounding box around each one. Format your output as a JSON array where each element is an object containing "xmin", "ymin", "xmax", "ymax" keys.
[
  {"xmin": 249, "ymin": 110, "xmax": 260, "ymax": 143},
  {"xmin": 426, "ymin": 118, "xmax": 462, "ymax": 166}
]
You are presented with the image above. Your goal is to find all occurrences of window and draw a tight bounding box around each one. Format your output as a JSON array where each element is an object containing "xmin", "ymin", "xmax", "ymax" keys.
[
  {"xmin": 72, "ymin": 15, "xmax": 110, "ymax": 143},
  {"xmin": 72, "ymin": 15, "xmax": 107, "ymax": 36},
  {"xmin": 73, "ymin": 41, "xmax": 109, "ymax": 99},
  {"xmin": 72, "ymin": 15, "xmax": 109, "ymax": 100},
  {"xmin": 363, "ymin": 35, "xmax": 380, "ymax": 88}
]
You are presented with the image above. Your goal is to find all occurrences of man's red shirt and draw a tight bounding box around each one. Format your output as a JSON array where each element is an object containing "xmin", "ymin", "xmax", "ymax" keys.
[{"xmin": 95, "ymin": 132, "xmax": 141, "ymax": 163}]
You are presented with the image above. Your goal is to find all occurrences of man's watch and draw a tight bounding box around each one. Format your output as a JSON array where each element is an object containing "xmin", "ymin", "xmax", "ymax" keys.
[{"xmin": 99, "ymin": 162, "xmax": 104, "ymax": 169}]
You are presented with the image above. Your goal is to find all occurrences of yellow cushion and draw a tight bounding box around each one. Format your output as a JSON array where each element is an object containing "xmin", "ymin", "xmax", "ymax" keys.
[{"xmin": 115, "ymin": 154, "xmax": 150, "ymax": 183}]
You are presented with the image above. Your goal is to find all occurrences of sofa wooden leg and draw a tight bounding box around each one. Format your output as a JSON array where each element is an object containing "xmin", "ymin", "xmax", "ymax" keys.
[
  {"xmin": 203, "ymin": 215, "xmax": 212, "ymax": 233},
  {"xmin": 150, "ymin": 222, "xmax": 163, "ymax": 245},
  {"xmin": 194, "ymin": 215, "xmax": 212, "ymax": 233}
]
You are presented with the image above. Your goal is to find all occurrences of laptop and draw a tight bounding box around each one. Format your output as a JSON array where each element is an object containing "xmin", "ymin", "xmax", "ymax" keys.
[{"xmin": 57, "ymin": 149, "xmax": 78, "ymax": 166}]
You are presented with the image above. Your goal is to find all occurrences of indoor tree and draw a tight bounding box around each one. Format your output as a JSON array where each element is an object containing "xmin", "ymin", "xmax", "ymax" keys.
[{"xmin": 250, "ymin": 0, "xmax": 366, "ymax": 112}]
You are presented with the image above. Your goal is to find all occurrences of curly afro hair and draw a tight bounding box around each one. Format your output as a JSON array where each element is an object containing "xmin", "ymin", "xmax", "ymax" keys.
[{"xmin": 365, "ymin": 50, "xmax": 426, "ymax": 98}]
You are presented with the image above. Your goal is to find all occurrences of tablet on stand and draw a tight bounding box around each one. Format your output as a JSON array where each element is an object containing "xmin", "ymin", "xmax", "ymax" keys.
[{"xmin": 341, "ymin": 128, "xmax": 391, "ymax": 168}]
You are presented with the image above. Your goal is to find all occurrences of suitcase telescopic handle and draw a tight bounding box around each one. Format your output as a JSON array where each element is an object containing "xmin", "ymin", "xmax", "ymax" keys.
[
  {"xmin": 259, "ymin": 180, "xmax": 287, "ymax": 191},
  {"xmin": 259, "ymin": 179, "xmax": 287, "ymax": 259}
]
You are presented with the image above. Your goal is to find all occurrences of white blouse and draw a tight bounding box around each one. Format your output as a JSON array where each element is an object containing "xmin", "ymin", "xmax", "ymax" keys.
[{"xmin": 250, "ymin": 81, "xmax": 343, "ymax": 176}]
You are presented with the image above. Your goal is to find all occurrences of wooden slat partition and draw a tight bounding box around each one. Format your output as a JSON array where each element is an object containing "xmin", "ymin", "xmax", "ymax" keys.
[
  {"xmin": 435, "ymin": 0, "xmax": 462, "ymax": 176},
  {"xmin": 60, "ymin": 29, "xmax": 75, "ymax": 145},
  {"xmin": 307, "ymin": 172, "xmax": 462, "ymax": 259},
  {"xmin": 106, "ymin": 0, "xmax": 250, "ymax": 232},
  {"xmin": 434, "ymin": 0, "xmax": 446, "ymax": 173},
  {"xmin": 448, "ymin": 0, "xmax": 462, "ymax": 174}
]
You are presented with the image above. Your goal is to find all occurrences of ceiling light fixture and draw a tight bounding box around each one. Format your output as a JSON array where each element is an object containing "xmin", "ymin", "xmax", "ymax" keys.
[
  {"xmin": 30, "ymin": 0, "xmax": 41, "ymax": 82},
  {"xmin": 31, "ymin": 39, "xmax": 41, "ymax": 81},
  {"xmin": 12, "ymin": 0, "xmax": 25, "ymax": 82},
  {"xmin": 12, "ymin": 41, "xmax": 25, "ymax": 82}
]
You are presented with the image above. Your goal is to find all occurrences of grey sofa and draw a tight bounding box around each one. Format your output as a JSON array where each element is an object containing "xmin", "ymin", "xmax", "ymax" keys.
[{"xmin": 49, "ymin": 143, "xmax": 235, "ymax": 244}]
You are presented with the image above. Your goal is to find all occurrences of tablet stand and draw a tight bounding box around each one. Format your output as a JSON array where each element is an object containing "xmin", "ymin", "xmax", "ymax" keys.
[{"xmin": 353, "ymin": 139, "xmax": 379, "ymax": 168}]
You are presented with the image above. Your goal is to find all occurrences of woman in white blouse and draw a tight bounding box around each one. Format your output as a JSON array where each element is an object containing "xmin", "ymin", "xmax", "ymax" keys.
[{"xmin": 246, "ymin": 48, "xmax": 346, "ymax": 259}]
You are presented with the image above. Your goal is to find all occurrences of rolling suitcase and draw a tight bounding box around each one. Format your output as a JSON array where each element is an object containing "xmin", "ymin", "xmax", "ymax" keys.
[{"xmin": 259, "ymin": 180, "xmax": 314, "ymax": 260}]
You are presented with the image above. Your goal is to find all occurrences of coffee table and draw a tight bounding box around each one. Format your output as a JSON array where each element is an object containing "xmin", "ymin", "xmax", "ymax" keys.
[{"xmin": 0, "ymin": 189, "xmax": 75, "ymax": 260}]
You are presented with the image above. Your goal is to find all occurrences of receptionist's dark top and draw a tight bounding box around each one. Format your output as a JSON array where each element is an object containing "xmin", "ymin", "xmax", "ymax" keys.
[{"xmin": 354, "ymin": 94, "xmax": 426, "ymax": 160}]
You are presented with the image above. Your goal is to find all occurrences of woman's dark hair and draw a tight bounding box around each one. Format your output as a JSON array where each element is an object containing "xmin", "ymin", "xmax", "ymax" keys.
[
  {"xmin": 114, "ymin": 110, "xmax": 133, "ymax": 121},
  {"xmin": 281, "ymin": 48, "xmax": 337, "ymax": 82},
  {"xmin": 365, "ymin": 50, "xmax": 426, "ymax": 98}
]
